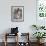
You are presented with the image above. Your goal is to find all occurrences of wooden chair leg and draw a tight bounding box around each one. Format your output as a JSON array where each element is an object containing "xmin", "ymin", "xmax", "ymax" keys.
[
  {"xmin": 15, "ymin": 33, "xmax": 18, "ymax": 46},
  {"xmin": 4, "ymin": 33, "xmax": 7, "ymax": 46},
  {"xmin": 17, "ymin": 34, "xmax": 18, "ymax": 46},
  {"xmin": 4, "ymin": 41, "xmax": 7, "ymax": 46}
]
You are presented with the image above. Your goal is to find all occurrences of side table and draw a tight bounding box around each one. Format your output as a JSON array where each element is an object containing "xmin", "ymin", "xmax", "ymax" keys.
[{"xmin": 4, "ymin": 33, "xmax": 18, "ymax": 46}]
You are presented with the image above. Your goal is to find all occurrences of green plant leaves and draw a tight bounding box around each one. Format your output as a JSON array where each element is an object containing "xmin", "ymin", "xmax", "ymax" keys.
[
  {"xmin": 32, "ymin": 25, "xmax": 45, "ymax": 30},
  {"xmin": 38, "ymin": 3, "xmax": 46, "ymax": 17},
  {"xmin": 33, "ymin": 32, "xmax": 46, "ymax": 39}
]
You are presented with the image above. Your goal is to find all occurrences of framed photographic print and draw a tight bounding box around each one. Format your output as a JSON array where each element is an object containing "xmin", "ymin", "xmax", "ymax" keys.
[{"xmin": 11, "ymin": 6, "xmax": 24, "ymax": 22}]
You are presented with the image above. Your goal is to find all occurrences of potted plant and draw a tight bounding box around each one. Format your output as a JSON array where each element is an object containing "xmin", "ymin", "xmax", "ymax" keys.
[{"xmin": 33, "ymin": 32, "xmax": 46, "ymax": 43}]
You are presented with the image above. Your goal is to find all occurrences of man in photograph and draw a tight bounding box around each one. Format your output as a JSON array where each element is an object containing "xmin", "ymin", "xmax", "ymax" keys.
[{"xmin": 14, "ymin": 8, "xmax": 22, "ymax": 19}]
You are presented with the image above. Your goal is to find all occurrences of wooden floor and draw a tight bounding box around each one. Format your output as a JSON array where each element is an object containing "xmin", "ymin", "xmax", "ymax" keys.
[{"xmin": 0, "ymin": 42, "xmax": 46, "ymax": 46}]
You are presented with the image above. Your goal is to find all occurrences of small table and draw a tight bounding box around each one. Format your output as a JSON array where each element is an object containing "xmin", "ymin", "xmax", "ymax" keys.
[{"xmin": 4, "ymin": 33, "xmax": 18, "ymax": 46}]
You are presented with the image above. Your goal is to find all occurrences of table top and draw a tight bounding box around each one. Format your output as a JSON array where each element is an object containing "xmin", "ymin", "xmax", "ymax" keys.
[{"xmin": 5, "ymin": 33, "xmax": 17, "ymax": 36}]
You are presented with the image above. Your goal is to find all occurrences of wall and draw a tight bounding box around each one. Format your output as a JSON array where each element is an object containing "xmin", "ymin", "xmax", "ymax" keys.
[{"xmin": 0, "ymin": 0, "xmax": 36, "ymax": 42}]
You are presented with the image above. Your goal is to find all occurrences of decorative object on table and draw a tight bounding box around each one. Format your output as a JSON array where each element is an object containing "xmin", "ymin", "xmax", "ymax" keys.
[
  {"xmin": 11, "ymin": 27, "xmax": 18, "ymax": 34},
  {"xmin": 11, "ymin": 6, "xmax": 24, "ymax": 22}
]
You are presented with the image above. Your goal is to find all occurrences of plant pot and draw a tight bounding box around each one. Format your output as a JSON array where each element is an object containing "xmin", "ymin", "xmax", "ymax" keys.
[
  {"xmin": 40, "ymin": 38, "xmax": 45, "ymax": 43},
  {"xmin": 37, "ymin": 39, "xmax": 40, "ymax": 43},
  {"xmin": 37, "ymin": 39, "xmax": 45, "ymax": 44}
]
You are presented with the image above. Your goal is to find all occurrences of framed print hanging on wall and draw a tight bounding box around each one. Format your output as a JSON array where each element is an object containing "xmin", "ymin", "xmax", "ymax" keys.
[{"xmin": 11, "ymin": 6, "xmax": 24, "ymax": 22}]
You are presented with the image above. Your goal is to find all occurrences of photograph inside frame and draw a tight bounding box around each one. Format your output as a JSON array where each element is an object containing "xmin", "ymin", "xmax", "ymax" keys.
[{"xmin": 11, "ymin": 6, "xmax": 24, "ymax": 22}]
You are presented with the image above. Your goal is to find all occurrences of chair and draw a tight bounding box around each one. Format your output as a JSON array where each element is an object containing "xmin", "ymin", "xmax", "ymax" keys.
[
  {"xmin": 4, "ymin": 27, "xmax": 19, "ymax": 46},
  {"xmin": 18, "ymin": 33, "xmax": 30, "ymax": 46},
  {"xmin": 4, "ymin": 33, "xmax": 18, "ymax": 46}
]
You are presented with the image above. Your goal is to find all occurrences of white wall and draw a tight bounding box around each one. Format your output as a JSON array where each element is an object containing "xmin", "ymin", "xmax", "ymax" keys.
[{"xmin": 0, "ymin": 0, "xmax": 36, "ymax": 42}]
